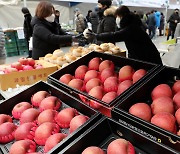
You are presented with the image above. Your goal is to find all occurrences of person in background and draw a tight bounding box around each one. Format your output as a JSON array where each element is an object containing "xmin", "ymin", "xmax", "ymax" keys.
[
  {"xmin": 90, "ymin": 7, "xmax": 99, "ymax": 33},
  {"xmin": 137, "ymin": 11, "xmax": 148, "ymax": 32},
  {"xmin": 0, "ymin": 25, "xmax": 6, "ymax": 64},
  {"xmin": 21, "ymin": 7, "xmax": 33, "ymax": 58},
  {"xmin": 84, "ymin": 6, "xmax": 162, "ymax": 65},
  {"xmin": 167, "ymin": 8, "xmax": 180, "ymax": 40},
  {"xmin": 54, "ymin": 10, "xmax": 60, "ymax": 24},
  {"xmin": 147, "ymin": 10, "xmax": 156, "ymax": 39},
  {"xmin": 154, "ymin": 10, "xmax": 161, "ymax": 31},
  {"xmin": 159, "ymin": 12, "xmax": 165, "ymax": 36},
  {"xmin": 86, "ymin": 10, "xmax": 92, "ymax": 23},
  {"xmin": 96, "ymin": 0, "xmax": 117, "ymax": 43},
  {"xmin": 31, "ymin": 1, "xmax": 77, "ymax": 60},
  {"xmin": 74, "ymin": 8, "xmax": 86, "ymax": 33}
]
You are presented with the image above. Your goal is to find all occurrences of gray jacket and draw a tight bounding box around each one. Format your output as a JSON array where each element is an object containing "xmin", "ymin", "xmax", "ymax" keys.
[{"xmin": 0, "ymin": 26, "xmax": 5, "ymax": 57}]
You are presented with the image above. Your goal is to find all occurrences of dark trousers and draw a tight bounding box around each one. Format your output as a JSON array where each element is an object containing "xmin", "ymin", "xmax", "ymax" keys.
[
  {"xmin": 149, "ymin": 26, "xmax": 156, "ymax": 39},
  {"xmin": 167, "ymin": 27, "xmax": 176, "ymax": 40}
]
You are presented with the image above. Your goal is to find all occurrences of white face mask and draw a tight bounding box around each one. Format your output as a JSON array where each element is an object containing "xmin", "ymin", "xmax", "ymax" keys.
[
  {"xmin": 45, "ymin": 14, "xmax": 55, "ymax": 23},
  {"xmin": 116, "ymin": 17, "xmax": 121, "ymax": 28}
]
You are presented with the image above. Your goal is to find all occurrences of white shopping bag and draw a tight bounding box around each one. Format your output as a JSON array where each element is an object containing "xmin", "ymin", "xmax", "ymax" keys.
[{"xmin": 29, "ymin": 37, "xmax": 33, "ymax": 50}]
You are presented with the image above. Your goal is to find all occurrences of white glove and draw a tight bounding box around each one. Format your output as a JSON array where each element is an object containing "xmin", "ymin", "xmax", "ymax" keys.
[{"xmin": 83, "ymin": 28, "xmax": 92, "ymax": 39}]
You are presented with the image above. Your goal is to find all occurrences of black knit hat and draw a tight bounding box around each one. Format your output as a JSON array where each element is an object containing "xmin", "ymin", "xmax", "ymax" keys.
[
  {"xmin": 21, "ymin": 7, "xmax": 30, "ymax": 14},
  {"xmin": 98, "ymin": 0, "xmax": 112, "ymax": 7}
]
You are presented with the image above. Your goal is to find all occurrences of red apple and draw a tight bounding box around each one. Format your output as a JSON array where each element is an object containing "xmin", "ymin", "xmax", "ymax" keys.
[
  {"xmin": 88, "ymin": 57, "xmax": 102, "ymax": 71},
  {"xmin": 37, "ymin": 109, "xmax": 58, "ymax": 125},
  {"xmin": 85, "ymin": 78, "xmax": 102, "ymax": 92},
  {"xmin": 0, "ymin": 114, "xmax": 13, "ymax": 125},
  {"xmin": 82, "ymin": 146, "xmax": 105, "ymax": 154},
  {"xmin": 59, "ymin": 74, "xmax": 74, "ymax": 85},
  {"xmin": 151, "ymin": 112, "xmax": 176, "ymax": 133},
  {"xmin": 100, "ymin": 68, "xmax": 115, "ymax": 82},
  {"xmin": 151, "ymin": 84, "xmax": 173, "ymax": 100},
  {"xmin": 4, "ymin": 67, "xmax": 18, "ymax": 74},
  {"xmin": 11, "ymin": 62, "xmax": 23, "ymax": 70},
  {"xmin": 44, "ymin": 133, "xmax": 67, "ymax": 152},
  {"xmin": 20, "ymin": 108, "xmax": 40, "ymax": 124},
  {"xmin": 12, "ymin": 102, "xmax": 32, "ymax": 119},
  {"xmin": 9, "ymin": 139, "xmax": 36, "ymax": 154},
  {"xmin": 119, "ymin": 65, "xmax": 135, "ymax": 82},
  {"xmin": 55, "ymin": 108, "xmax": 78, "ymax": 128},
  {"xmin": 129, "ymin": 103, "xmax": 152, "ymax": 122},
  {"xmin": 34, "ymin": 122, "xmax": 60, "ymax": 146},
  {"xmin": 0, "ymin": 122, "xmax": 17, "ymax": 143},
  {"xmin": 104, "ymin": 77, "xmax": 119, "ymax": 92},
  {"xmin": 14, "ymin": 122, "xmax": 37, "ymax": 140},
  {"xmin": 68, "ymin": 79, "xmax": 84, "ymax": 91},
  {"xmin": 88, "ymin": 86, "xmax": 104, "ymax": 100},
  {"xmin": 84, "ymin": 70, "xmax": 99, "ymax": 83},
  {"xmin": 75, "ymin": 65, "xmax": 88, "ymax": 79},
  {"xmin": 172, "ymin": 80, "xmax": 180, "ymax": 94},
  {"xmin": 117, "ymin": 80, "xmax": 133, "ymax": 95},
  {"xmin": 132, "ymin": 69, "xmax": 147, "ymax": 83},
  {"xmin": 23, "ymin": 65, "xmax": 34, "ymax": 71},
  {"xmin": 99, "ymin": 60, "xmax": 115, "ymax": 72},
  {"xmin": 151, "ymin": 96, "xmax": 174, "ymax": 115},
  {"xmin": 27, "ymin": 58, "xmax": 35, "ymax": 66},
  {"xmin": 173, "ymin": 91, "xmax": 180, "ymax": 110},
  {"xmin": 39, "ymin": 96, "xmax": 62, "ymax": 111},
  {"xmin": 102, "ymin": 92, "xmax": 117, "ymax": 104},
  {"xmin": 69, "ymin": 115, "xmax": 89, "ymax": 133},
  {"xmin": 107, "ymin": 139, "xmax": 135, "ymax": 154},
  {"xmin": 18, "ymin": 57, "xmax": 28, "ymax": 65},
  {"xmin": 34, "ymin": 63, "xmax": 43, "ymax": 69},
  {"xmin": 31, "ymin": 90, "xmax": 50, "ymax": 107},
  {"xmin": 175, "ymin": 108, "xmax": 180, "ymax": 125}
]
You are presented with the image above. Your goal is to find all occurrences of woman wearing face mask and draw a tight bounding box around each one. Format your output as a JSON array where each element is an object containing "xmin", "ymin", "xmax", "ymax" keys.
[
  {"xmin": 84, "ymin": 6, "xmax": 162, "ymax": 65},
  {"xmin": 31, "ymin": 1, "xmax": 75, "ymax": 60}
]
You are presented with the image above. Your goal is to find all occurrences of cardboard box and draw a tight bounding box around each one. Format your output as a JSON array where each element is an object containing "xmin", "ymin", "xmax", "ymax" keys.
[{"xmin": 0, "ymin": 60, "xmax": 58, "ymax": 90}]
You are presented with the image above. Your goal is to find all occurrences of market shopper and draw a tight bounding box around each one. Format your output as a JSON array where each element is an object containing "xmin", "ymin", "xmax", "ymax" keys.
[
  {"xmin": 31, "ymin": 1, "xmax": 77, "ymax": 60},
  {"xmin": 89, "ymin": 7, "xmax": 99, "ymax": 33},
  {"xmin": 21, "ymin": 7, "xmax": 33, "ymax": 58},
  {"xmin": 159, "ymin": 12, "xmax": 165, "ymax": 36},
  {"xmin": 0, "ymin": 25, "xmax": 6, "ymax": 64},
  {"xmin": 74, "ymin": 8, "xmax": 87, "ymax": 33},
  {"xmin": 167, "ymin": 9, "xmax": 180, "ymax": 40},
  {"xmin": 147, "ymin": 10, "xmax": 156, "ymax": 39},
  {"xmin": 54, "ymin": 10, "xmax": 60, "ymax": 24},
  {"xmin": 84, "ymin": 6, "xmax": 163, "ymax": 65},
  {"xmin": 96, "ymin": 0, "xmax": 117, "ymax": 43}
]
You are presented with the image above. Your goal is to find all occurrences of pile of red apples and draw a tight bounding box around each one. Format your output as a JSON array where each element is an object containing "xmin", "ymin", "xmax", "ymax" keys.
[
  {"xmin": 59, "ymin": 57, "xmax": 147, "ymax": 109},
  {"xmin": 129, "ymin": 80, "xmax": 180, "ymax": 135},
  {"xmin": 82, "ymin": 138, "xmax": 135, "ymax": 154},
  {"xmin": 0, "ymin": 90, "xmax": 89, "ymax": 154},
  {"xmin": 0, "ymin": 57, "xmax": 43, "ymax": 74}
]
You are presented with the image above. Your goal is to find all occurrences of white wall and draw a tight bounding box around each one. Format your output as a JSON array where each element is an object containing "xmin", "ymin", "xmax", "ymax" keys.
[{"xmin": 0, "ymin": 1, "xmax": 70, "ymax": 29}]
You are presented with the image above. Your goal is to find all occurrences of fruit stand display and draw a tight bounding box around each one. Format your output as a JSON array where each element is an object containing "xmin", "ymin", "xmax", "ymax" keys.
[
  {"xmin": 0, "ymin": 81, "xmax": 101, "ymax": 154},
  {"xmin": 0, "ymin": 57, "xmax": 58, "ymax": 90},
  {"xmin": 57, "ymin": 117, "xmax": 177, "ymax": 154},
  {"xmin": 48, "ymin": 51, "xmax": 160, "ymax": 117},
  {"xmin": 112, "ymin": 66, "xmax": 180, "ymax": 152}
]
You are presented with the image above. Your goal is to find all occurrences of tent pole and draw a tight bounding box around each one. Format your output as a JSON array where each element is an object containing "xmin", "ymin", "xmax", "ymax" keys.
[{"xmin": 23, "ymin": 0, "xmax": 27, "ymax": 7}]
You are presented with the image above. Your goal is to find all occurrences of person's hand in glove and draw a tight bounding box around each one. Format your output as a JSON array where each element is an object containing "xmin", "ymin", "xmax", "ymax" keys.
[
  {"xmin": 83, "ymin": 29, "xmax": 97, "ymax": 41},
  {"xmin": 72, "ymin": 33, "xmax": 83, "ymax": 42}
]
